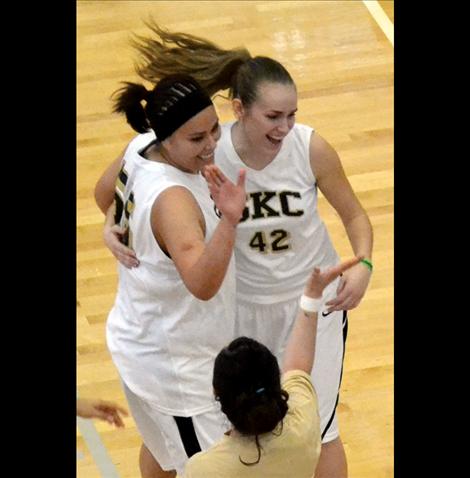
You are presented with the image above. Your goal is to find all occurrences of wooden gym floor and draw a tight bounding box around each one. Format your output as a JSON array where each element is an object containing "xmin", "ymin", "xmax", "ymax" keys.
[{"xmin": 77, "ymin": 1, "xmax": 393, "ymax": 477}]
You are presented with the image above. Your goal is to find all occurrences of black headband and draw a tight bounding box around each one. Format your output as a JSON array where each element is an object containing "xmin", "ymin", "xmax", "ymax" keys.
[{"xmin": 152, "ymin": 85, "xmax": 213, "ymax": 142}]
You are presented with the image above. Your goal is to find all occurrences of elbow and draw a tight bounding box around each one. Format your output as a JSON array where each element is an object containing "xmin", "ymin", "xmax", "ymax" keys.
[
  {"xmin": 192, "ymin": 288, "xmax": 217, "ymax": 301},
  {"xmin": 187, "ymin": 282, "xmax": 218, "ymax": 301},
  {"xmin": 94, "ymin": 191, "xmax": 105, "ymax": 215},
  {"xmin": 282, "ymin": 360, "xmax": 314, "ymax": 376},
  {"xmin": 94, "ymin": 159, "xmax": 124, "ymax": 214},
  {"xmin": 94, "ymin": 181, "xmax": 113, "ymax": 215}
]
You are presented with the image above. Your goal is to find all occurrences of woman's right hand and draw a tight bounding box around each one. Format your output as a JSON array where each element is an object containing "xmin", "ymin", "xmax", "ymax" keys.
[{"xmin": 104, "ymin": 223, "xmax": 140, "ymax": 268}]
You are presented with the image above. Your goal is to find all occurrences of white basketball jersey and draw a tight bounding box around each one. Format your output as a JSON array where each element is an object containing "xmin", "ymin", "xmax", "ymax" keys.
[
  {"xmin": 216, "ymin": 122, "xmax": 339, "ymax": 303},
  {"xmin": 106, "ymin": 132, "xmax": 236, "ymax": 416}
]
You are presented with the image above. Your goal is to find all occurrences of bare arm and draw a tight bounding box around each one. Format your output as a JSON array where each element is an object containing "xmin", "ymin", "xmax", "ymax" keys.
[
  {"xmin": 310, "ymin": 133, "xmax": 373, "ymax": 311},
  {"xmin": 95, "ymin": 145, "xmax": 140, "ymax": 267},
  {"xmin": 94, "ymin": 146, "xmax": 127, "ymax": 214},
  {"xmin": 282, "ymin": 256, "xmax": 361, "ymax": 374},
  {"xmin": 102, "ymin": 203, "xmax": 140, "ymax": 267},
  {"xmin": 152, "ymin": 167, "xmax": 246, "ymax": 300}
]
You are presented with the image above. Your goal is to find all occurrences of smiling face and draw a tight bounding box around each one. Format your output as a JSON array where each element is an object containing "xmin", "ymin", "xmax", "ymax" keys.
[
  {"xmin": 234, "ymin": 81, "xmax": 298, "ymax": 156},
  {"xmin": 162, "ymin": 105, "xmax": 221, "ymax": 173}
]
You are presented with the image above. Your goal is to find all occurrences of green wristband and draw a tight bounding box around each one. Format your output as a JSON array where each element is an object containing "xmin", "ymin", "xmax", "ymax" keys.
[{"xmin": 360, "ymin": 258, "xmax": 373, "ymax": 271}]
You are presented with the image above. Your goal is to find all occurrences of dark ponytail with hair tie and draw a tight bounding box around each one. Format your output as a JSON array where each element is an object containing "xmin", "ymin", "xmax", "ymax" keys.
[
  {"xmin": 112, "ymin": 81, "xmax": 151, "ymax": 133},
  {"xmin": 213, "ymin": 337, "xmax": 289, "ymax": 466},
  {"xmin": 111, "ymin": 75, "xmax": 212, "ymax": 141}
]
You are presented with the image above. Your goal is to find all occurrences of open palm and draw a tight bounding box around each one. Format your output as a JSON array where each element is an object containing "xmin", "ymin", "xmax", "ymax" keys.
[{"xmin": 204, "ymin": 165, "xmax": 247, "ymax": 226}]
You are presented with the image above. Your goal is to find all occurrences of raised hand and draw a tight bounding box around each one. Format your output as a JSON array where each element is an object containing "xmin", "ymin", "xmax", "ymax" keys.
[
  {"xmin": 203, "ymin": 165, "xmax": 246, "ymax": 227},
  {"xmin": 304, "ymin": 256, "xmax": 363, "ymax": 299}
]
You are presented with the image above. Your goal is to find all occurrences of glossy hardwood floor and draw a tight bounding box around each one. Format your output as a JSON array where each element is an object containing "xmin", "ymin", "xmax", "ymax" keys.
[{"xmin": 77, "ymin": 1, "xmax": 393, "ymax": 477}]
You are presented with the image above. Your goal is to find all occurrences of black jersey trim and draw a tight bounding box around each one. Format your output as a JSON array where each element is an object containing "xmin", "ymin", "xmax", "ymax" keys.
[
  {"xmin": 173, "ymin": 415, "xmax": 202, "ymax": 458},
  {"xmin": 321, "ymin": 310, "xmax": 348, "ymax": 440}
]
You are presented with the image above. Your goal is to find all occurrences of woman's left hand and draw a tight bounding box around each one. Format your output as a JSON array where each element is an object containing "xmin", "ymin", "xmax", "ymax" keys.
[
  {"xmin": 203, "ymin": 165, "xmax": 246, "ymax": 227},
  {"xmin": 325, "ymin": 263, "xmax": 372, "ymax": 312}
]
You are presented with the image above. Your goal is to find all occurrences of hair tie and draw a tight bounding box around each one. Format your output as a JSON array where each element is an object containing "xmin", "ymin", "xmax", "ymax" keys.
[{"xmin": 255, "ymin": 387, "xmax": 265, "ymax": 395}]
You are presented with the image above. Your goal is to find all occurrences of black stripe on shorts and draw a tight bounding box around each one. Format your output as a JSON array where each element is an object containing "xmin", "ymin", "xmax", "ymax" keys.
[
  {"xmin": 321, "ymin": 310, "xmax": 348, "ymax": 440},
  {"xmin": 173, "ymin": 416, "xmax": 202, "ymax": 458}
]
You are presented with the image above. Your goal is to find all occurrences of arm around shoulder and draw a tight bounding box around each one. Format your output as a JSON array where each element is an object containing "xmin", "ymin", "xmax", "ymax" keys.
[{"xmin": 94, "ymin": 146, "xmax": 127, "ymax": 214}]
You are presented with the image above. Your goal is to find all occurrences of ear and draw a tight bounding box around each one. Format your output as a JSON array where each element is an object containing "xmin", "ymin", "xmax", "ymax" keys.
[{"xmin": 232, "ymin": 98, "xmax": 245, "ymax": 120}]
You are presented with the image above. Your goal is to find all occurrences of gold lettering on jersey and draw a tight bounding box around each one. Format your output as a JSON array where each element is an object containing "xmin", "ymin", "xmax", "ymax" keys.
[{"xmin": 114, "ymin": 163, "xmax": 136, "ymax": 249}]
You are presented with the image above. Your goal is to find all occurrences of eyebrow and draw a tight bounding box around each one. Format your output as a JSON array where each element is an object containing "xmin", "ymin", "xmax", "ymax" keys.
[
  {"xmin": 188, "ymin": 120, "xmax": 219, "ymax": 137},
  {"xmin": 268, "ymin": 108, "xmax": 298, "ymax": 114}
]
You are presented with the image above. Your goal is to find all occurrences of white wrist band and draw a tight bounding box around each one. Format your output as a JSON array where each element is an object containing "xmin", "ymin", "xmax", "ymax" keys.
[{"xmin": 300, "ymin": 294, "xmax": 322, "ymax": 314}]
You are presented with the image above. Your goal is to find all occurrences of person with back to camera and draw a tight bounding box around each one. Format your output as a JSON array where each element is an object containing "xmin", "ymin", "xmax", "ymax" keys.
[
  {"xmin": 176, "ymin": 234, "xmax": 363, "ymax": 477},
  {"xmin": 101, "ymin": 73, "xmax": 246, "ymax": 478},
  {"xmin": 95, "ymin": 22, "xmax": 373, "ymax": 478}
]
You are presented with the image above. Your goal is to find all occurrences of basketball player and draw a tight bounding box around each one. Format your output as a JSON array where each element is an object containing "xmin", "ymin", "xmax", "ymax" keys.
[
  {"xmin": 102, "ymin": 74, "xmax": 246, "ymax": 478},
  {"xmin": 179, "ymin": 255, "xmax": 361, "ymax": 478}
]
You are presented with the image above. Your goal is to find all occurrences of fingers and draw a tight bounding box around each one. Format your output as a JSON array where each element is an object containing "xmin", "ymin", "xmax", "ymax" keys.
[
  {"xmin": 113, "ymin": 250, "xmax": 139, "ymax": 268},
  {"xmin": 117, "ymin": 247, "xmax": 138, "ymax": 263},
  {"xmin": 326, "ymin": 290, "xmax": 362, "ymax": 312},
  {"xmin": 204, "ymin": 165, "xmax": 226, "ymax": 188},
  {"xmin": 325, "ymin": 295, "xmax": 349, "ymax": 312},
  {"xmin": 111, "ymin": 413, "xmax": 125, "ymax": 428},
  {"xmin": 105, "ymin": 410, "xmax": 125, "ymax": 428},
  {"xmin": 342, "ymin": 255, "xmax": 363, "ymax": 271},
  {"xmin": 105, "ymin": 231, "xmax": 139, "ymax": 268},
  {"xmin": 97, "ymin": 400, "xmax": 128, "ymax": 414},
  {"xmin": 94, "ymin": 409, "xmax": 114, "ymax": 422},
  {"xmin": 110, "ymin": 404, "xmax": 128, "ymax": 416},
  {"xmin": 237, "ymin": 169, "xmax": 246, "ymax": 187},
  {"xmin": 109, "ymin": 225, "xmax": 126, "ymax": 235},
  {"xmin": 329, "ymin": 257, "xmax": 362, "ymax": 278},
  {"xmin": 336, "ymin": 277, "xmax": 346, "ymax": 295},
  {"xmin": 326, "ymin": 299, "xmax": 358, "ymax": 313},
  {"xmin": 204, "ymin": 167, "xmax": 245, "ymax": 196},
  {"xmin": 96, "ymin": 401, "xmax": 128, "ymax": 428},
  {"xmin": 114, "ymin": 243, "xmax": 136, "ymax": 258},
  {"xmin": 121, "ymin": 257, "xmax": 139, "ymax": 269},
  {"xmin": 207, "ymin": 182, "xmax": 218, "ymax": 197}
]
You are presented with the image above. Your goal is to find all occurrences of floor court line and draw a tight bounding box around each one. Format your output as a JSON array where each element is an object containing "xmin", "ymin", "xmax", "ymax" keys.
[
  {"xmin": 77, "ymin": 415, "xmax": 121, "ymax": 478},
  {"xmin": 362, "ymin": 0, "xmax": 394, "ymax": 47}
]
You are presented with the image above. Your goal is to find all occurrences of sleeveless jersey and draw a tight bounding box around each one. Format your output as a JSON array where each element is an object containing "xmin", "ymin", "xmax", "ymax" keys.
[
  {"xmin": 215, "ymin": 122, "xmax": 339, "ymax": 304},
  {"xmin": 106, "ymin": 132, "xmax": 236, "ymax": 416}
]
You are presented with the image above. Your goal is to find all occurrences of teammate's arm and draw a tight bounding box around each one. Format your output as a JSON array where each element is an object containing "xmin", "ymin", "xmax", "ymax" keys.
[{"xmin": 282, "ymin": 257, "xmax": 361, "ymax": 374}]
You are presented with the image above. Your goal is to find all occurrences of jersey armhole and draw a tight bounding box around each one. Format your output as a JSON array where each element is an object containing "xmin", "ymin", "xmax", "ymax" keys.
[
  {"xmin": 148, "ymin": 184, "xmax": 206, "ymax": 261},
  {"xmin": 304, "ymin": 127, "xmax": 316, "ymax": 185}
]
